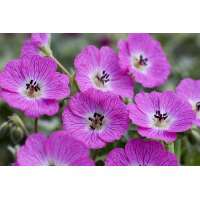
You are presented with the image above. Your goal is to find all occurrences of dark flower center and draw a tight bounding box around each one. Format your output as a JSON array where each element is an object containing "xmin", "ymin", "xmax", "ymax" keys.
[
  {"xmin": 88, "ymin": 112, "xmax": 104, "ymax": 130},
  {"xmin": 196, "ymin": 102, "xmax": 200, "ymax": 111},
  {"xmin": 134, "ymin": 54, "xmax": 148, "ymax": 68},
  {"xmin": 153, "ymin": 110, "xmax": 169, "ymax": 128},
  {"xmin": 25, "ymin": 79, "xmax": 41, "ymax": 98},
  {"xmin": 94, "ymin": 70, "xmax": 110, "ymax": 87},
  {"xmin": 154, "ymin": 110, "xmax": 168, "ymax": 121},
  {"xmin": 48, "ymin": 160, "xmax": 56, "ymax": 166}
]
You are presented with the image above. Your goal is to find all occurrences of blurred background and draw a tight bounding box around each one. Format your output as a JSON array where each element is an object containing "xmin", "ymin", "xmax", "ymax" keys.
[{"xmin": 0, "ymin": 33, "xmax": 200, "ymax": 166}]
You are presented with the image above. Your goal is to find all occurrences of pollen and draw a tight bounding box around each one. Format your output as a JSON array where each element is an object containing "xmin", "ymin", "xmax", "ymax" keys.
[
  {"xmin": 133, "ymin": 54, "xmax": 148, "ymax": 69},
  {"xmin": 88, "ymin": 112, "xmax": 105, "ymax": 130},
  {"xmin": 25, "ymin": 79, "xmax": 41, "ymax": 98}
]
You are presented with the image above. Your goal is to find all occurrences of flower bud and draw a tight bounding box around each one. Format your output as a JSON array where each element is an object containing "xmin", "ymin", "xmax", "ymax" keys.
[{"xmin": 9, "ymin": 126, "xmax": 24, "ymax": 145}]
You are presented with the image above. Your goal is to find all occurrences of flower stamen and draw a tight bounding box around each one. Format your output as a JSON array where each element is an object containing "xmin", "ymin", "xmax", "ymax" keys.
[
  {"xmin": 25, "ymin": 79, "xmax": 41, "ymax": 98},
  {"xmin": 48, "ymin": 160, "xmax": 56, "ymax": 166},
  {"xmin": 94, "ymin": 70, "xmax": 110, "ymax": 88},
  {"xmin": 196, "ymin": 102, "xmax": 200, "ymax": 111},
  {"xmin": 88, "ymin": 112, "xmax": 104, "ymax": 130},
  {"xmin": 154, "ymin": 110, "xmax": 168, "ymax": 121},
  {"xmin": 153, "ymin": 110, "xmax": 169, "ymax": 128},
  {"xmin": 134, "ymin": 54, "xmax": 148, "ymax": 69}
]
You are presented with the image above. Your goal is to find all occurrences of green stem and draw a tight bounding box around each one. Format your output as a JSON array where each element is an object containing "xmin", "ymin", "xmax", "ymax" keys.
[
  {"xmin": 91, "ymin": 149, "xmax": 99, "ymax": 162},
  {"xmin": 34, "ymin": 118, "xmax": 38, "ymax": 133},
  {"xmin": 40, "ymin": 46, "xmax": 72, "ymax": 78},
  {"xmin": 51, "ymin": 55, "xmax": 72, "ymax": 78},
  {"xmin": 165, "ymin": 142, "xmax": 175, "ymax": 153},
  {"xmin": 70, "ymin": 72, "xmax": 80, "ymax": 94},
  {"xmin": 40, "ymin": 46, "xmax": 80, "ymax": 95},
  {"xmin": 174, "ymin": 139, "xmax": 181, "ymax": 160}
]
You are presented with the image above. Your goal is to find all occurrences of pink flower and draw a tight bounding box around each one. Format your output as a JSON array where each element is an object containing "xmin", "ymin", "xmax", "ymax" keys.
[
  {"xmin": 31, "ymin": 33, "xmax": 50, "ymax": 47},
  {"xmin": 21, "ymin": 33, "xmax": 50, "ymax": 57},
  {"xmin": 176, "ymin": 78, "xmax": 200, "ymax": 127},
  {"xmin": 16, "ymin": 131, "xmax": 94, "ymax": 166},
  {"xmin": 128, "ymin": 91, "xmax": 195, "ymax": 142},
  {"xmin": 0, "ymin": 55, "xmax": 70, "ymax": 118},
  {"xmin": 118, "ymin": 33, "xmax": 171, "ymax": 88},
  {"xmin": 75, "ymin": 45, "xmax": 134, "ymax": 98},
  {"xmin": 21, "ymin": 39, "xmax": 39, "ymax": 57},
  {"xmin": 62, "ymin": 89, "xmax": 129, "ymax": 149},
  {"xmin": 106, "ymin": 139, "xmax": 179, "ymax": 166}
]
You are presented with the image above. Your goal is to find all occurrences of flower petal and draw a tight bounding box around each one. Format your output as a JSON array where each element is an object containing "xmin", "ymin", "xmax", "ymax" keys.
[
  {"xmin": 0, "ymin": 90, "xmax": 59, "ymax": 118},
  {"xmin": 128, "ymin": 104, "xmax": 151, "ymax": 128},
  {"xmin": 45, "ymin": 131, "xmax": 94, "ymax": 166},
  {"xmin": 138, "ymin": 127, "xmax": 177, "ymax": 143},
  {"xmin": 105, "ymin": 148, "xmax": 129, "ymax": 166},
  {"xmin": 17, "ymin": 133, "xmax": 48, "ymax": 166},
  {"xmin": 43, "ymin": 72, "xmax": 70, "ymax": 100}
]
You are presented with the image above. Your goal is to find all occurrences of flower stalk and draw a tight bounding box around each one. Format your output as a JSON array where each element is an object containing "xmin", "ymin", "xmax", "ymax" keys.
[
  {"xmin": 51, "ymin": 55, "xmax": 72, "ymax": 78},
  {"xmin": 174, "ymin": 139, "xmax": 182, "ymax": 160},
  {"xmin": 165, "ymin": 142, "xmax": 175, "ymax": 153},
  {"xmin": 34, "ymin": 118, "xmax": 38, "ymax": 133},
  {"xmin": 40, "ymin": 46, "xmax": 72, "ymax": 78}
]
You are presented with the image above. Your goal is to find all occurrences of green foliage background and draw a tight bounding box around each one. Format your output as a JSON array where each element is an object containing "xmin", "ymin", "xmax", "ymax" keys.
[{"xmin": 0, "ymin": 33, "xmax": 200, "ymax": 165}]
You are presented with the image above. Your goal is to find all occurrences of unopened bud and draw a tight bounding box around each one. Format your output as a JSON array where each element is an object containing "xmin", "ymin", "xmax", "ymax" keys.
[
  {"xmin": 8, "ymin": 114, "xmax": 28, "ymax": 135},
  {"xmin": 9, "ymin": 126, "xmax": 24, "ymax": 145}
]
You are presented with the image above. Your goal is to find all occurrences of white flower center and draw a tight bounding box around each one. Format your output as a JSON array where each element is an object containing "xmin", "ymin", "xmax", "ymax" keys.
[
  {"xmin": 91, "ymin": 70, "xmax": 111, "ymax": 90},
  {"xmin": 23, "ymin": 79, "xmax": 42, "ymax": 99},
  {"xmin": 152, "ymin": 110, "xmax": 171, "ymax": 129},
  {"xmin": 132, "ymin": 53, "xmax": 149, "ymax": 73}
]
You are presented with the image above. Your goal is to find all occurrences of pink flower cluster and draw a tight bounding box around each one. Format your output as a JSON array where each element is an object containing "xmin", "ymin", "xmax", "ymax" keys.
[{"xmin": 0, "ymin": 33, "xmax": 198, "ymax": 166}]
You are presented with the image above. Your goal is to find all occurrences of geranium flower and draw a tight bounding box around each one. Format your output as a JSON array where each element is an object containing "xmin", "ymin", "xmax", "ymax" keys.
[
  {"xmin": 62, "ymin": 89, "xmax": 129, "ymax": 149},
  {"xmin": 21, "ymin": 33, "xmax": 50, "ymax": 57},
  {"xmin": 75, "ymin": 45, "xmax": 134, "ymax": 98},
  {"xmin": 128, "ymin": 91, "xmax": 195, "ymax": 142},
  {"xmin": 16, "ymin": 131, "xmax": 94, "ymax": 166},
  {"xmin": 0, "ymin": 55, "xmax": 69, "ymax": 118},
  {"xmin": 31, "ymin": 33, "xmax": 50, "ymax": 48},
  {"xmin": 118, "ymin": 33, "xmax": 170, "ymax": 88},
  {"xmin": 176, "ymin": 78, "xmax": 200, "ymax": 126},
  {"xmin": 105, "ymin": 139, "xmax": 179, "ymax": 166}
]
